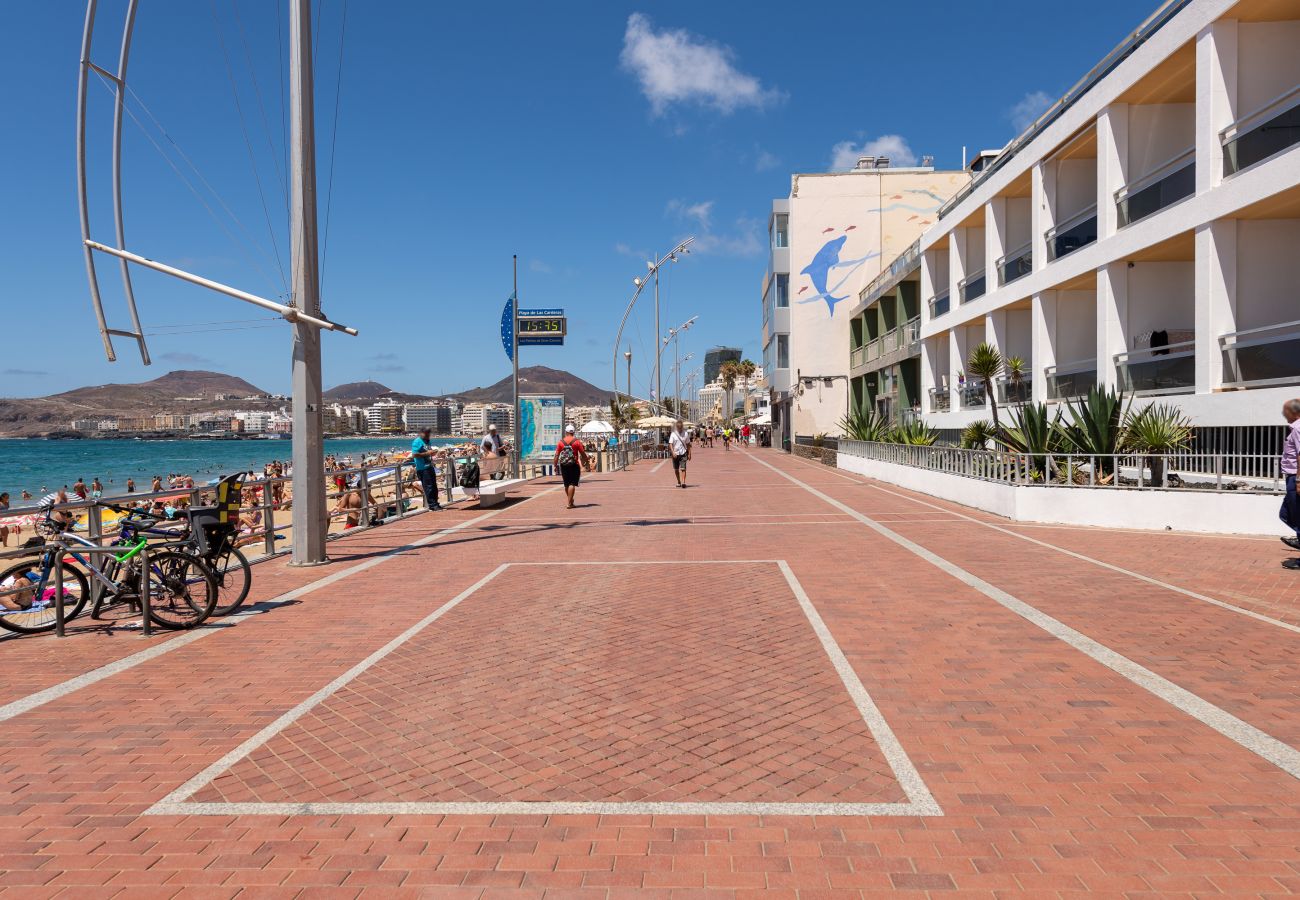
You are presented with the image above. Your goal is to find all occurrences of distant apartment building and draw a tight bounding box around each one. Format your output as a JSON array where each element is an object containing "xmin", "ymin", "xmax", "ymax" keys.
[
  {"xmin": 235, "ymin": 411, "xmax": 273, "ymax": 434},
  {"xmin": 116, "ymin": 416, "xmax": 155, "ymax": 433},
  {"xmin": 365, "ymin": 400, "xmax": 405, "ymax": 434},
  {"xmin": 698, "ymin": 366, "xmax": 769, "ymax": 424},
  {"xmin": 566, "ymin": 405, "xmax": 605, "ymax": 429},
  {"xmin": 97, "ymin": 419, "xmax": 118, "ymax": 432},
  {"xmin": 403, "ymin": 403, "xmax": 453, "ymax": 434},
  {"xmin": 846, "ymin": 0, "xmax": 1300, "ymax": 436},
  {"xmin": 763, "ymin": 159, "xmax": 970, "ymax": 443},
  {"xmin": 154, "ymin": 414, "xmax": 187, "ymax": 431},
  {"xmin": 70, "ymin": 418, "xmax": 100, "ymax": 433},
  {"xmin": 703, "ymin": 347, "xmax": 741, "ymax": 386},
  {"xmin": 458, "ymin": 403, "xmax": 513, "ymax": 436}
]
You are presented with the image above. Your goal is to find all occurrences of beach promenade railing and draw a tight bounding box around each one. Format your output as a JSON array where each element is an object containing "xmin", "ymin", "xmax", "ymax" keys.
[
  {"xmin": 837, "ymin": 440, "xmax": 1285, "ymax": 494},
  {"xmin": 0, "ymin": 440, "xmax": 660, "ymax": 568}
]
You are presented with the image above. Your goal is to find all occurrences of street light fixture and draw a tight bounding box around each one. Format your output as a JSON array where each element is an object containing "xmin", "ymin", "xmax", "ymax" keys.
[
  {"xmin": 661, "ymin": 316, "xmax": 698, "ymax": 418},
  {"xmin": 611, "ymin": 237, "xmax": 694, "ymax": 414}
]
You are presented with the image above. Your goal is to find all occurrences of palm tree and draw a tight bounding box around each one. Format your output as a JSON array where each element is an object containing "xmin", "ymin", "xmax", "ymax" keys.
[
  {"xmin": 737, "ymin": 359, "xmax": 757, "ymax": 415},
  {"xmin": 966, "ymin": 342, "xmax": 1004, "ymax": 433},
  {"xmin": 719, "ymin": 360, "xmax": 740, "ymax": 423},
  {"xmin": 1005, "ymin": 356, "xmax": 1028, "ymax": 404}
]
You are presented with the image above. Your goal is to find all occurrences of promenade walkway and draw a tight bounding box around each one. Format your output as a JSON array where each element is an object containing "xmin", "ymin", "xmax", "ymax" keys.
[{"xmin": 0, "ymin": 447, "xmax": 1297, "ymax": 898}]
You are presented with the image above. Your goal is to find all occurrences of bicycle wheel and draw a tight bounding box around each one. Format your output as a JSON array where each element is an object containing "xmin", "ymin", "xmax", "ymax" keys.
[
  {"xmin": 144, "ymin": 550, "xmax": 217, "ymax": 630},
  {"xmin": 209, "ymin": 545, "xmax": 252, "ymax": 617},
  {"xmin": 0, "ymin": 554, "xmax": 90, "ymax": 635}
]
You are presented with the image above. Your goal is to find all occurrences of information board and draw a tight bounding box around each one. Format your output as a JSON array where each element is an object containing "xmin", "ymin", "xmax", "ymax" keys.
[{"xmin": 518, "ymin": 394, "xmax": 565, "ymax": 461}]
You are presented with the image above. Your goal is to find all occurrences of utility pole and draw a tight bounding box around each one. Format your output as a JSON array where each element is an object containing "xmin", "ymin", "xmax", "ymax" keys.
[{"xmin": 289, "ymin": 0, "xmax": 326, "ymax": 565}]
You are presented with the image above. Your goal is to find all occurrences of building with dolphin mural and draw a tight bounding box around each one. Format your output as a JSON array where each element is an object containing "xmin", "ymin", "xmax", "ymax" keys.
[{"xmin": 762, "ymin": 158, "xmax": 969, "ymax": 442}]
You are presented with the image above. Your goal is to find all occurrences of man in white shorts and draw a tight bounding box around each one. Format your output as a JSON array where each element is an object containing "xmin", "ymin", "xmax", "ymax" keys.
[{"xmin": 668, "ymin": 419, "xmax": 691, "ymax": 489}]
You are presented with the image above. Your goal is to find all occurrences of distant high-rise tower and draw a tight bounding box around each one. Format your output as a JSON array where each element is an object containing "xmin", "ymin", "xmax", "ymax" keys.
[{"xmin": 704, "ymin": 346, "xmax": 741, "ymax": 385}]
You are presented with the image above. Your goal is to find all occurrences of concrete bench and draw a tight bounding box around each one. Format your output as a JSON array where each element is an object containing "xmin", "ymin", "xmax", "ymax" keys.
[{"xmin": 478, "ymin": 477, "xmax": 527, "ymax": 508}]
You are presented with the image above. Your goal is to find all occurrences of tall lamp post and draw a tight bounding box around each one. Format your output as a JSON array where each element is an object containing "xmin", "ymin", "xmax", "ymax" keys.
[
  {"xmin": 611, "ymin": 237, "xmax": 694, "ymax": 414},
  {"xmin": 660, "ymin": 316, "xmax": 698, "ymax": 417},
  {"xmin": 624, "ymin": 348, "xmax": 632, "ymax": 406}
]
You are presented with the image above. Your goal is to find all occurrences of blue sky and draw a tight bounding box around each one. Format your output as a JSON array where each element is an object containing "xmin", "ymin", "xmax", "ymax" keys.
[{"xmin": 2, "ymin": 0, "xmax": 1145, "ymax": 400}]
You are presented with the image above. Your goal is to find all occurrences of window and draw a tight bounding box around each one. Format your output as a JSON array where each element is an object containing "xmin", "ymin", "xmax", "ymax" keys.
[
  {"xmin": 772, "ymin": 214, "xmax": 789, "ymax": 249},
  {"xmin": 776, "ymin": 334, "xmax": 789, "ymax": 369},
  {"xmin": 774, "ymin": 273, "xmax": 789, "ymax": 307}
]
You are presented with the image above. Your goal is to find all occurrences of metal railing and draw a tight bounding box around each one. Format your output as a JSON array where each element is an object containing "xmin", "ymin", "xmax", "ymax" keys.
[
  {"xmin": 1045, "ymin": 359, "xmax": 1098, "ymax": 401},
  {"xmin": 958, "ymin": 269, "xmax": 987, "ymax": 304},
  {"xmin": 995, "ymin": 377, "xmax": 1032, "ymax": 405},
  {"xmin": 1222, "ymin": 82, "xmax": 1300, "ymax": 176},
  {"xmin": 1220, "ymin": 318, "xmax": 1300, "ymax": 388},
  {"xmin": 858, "ymin": 316, "xmax": 921, "ymax": 368},
  {"xmin": 1116, "ymin": 339, "xmax": 1195, "ymax": 394},
  {"xmin": 1115, "ymin": 147, "xmax": 1194, "ymax": 227},
  {"xmin": 997, "ymin": 242, "xmax": 1032, "ymax": 286},
  {"xmin": 1045, "ymin": 204, "xmax": 1098, "ymax": 262},
  {"xmin": 928, "ymin": 292, "xmax": 950, "ymax": 319},
  {"xmin": 958, "ymin": 379, "xmax": 987, "ymax": 409},
  {"xmin": 928, "ymin": 387, "xmax": 951, "ymax": 412},
  {"xmin": 837, "ymin": 440, "xmax": 1284, "ymax": 493}
]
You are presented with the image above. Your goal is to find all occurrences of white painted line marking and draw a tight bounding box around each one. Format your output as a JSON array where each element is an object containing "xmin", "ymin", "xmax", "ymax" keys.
[
  {"xmin": 149, "ymin": 559, "xmax": 941, "ymax": 817},
  {"xmin": 813, "ymin": 457, "xmax": 1300, "ymax": 636},
  {"xmin": 753, "ymin": 454, "xmax": 1300, "ymax": 780},
  {"xmin": 650, "ymin": 459, "xmax": 669, "ymax": 473},
  {"xmin": 0, "ymin": 489, "xmax": 558, "ymax": 725}
]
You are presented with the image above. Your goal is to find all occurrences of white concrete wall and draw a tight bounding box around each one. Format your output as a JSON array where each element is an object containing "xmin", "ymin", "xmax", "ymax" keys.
[
  {"xmin": 1005, "ymin": 198, "xmax": 1032, "ymax": 252},
  {"xmin": 1128, "ymin": 104, "xmax": 1196, "ymax": 181},
  {"xmin": 1237, "ymin": 22, "xmax": 1300, "ymax": 114},
  {"xmin": 1056, "ymin": 290, "xmax": 1098, "ymax": 363},
  {"xmin": 1056, "ymin": 157, "xmax": 1098, "ymax": 219},
  {"xmin": 1235, "ymin": 218, "xmax": 1300, "ymax": 330},
  {"xmin": 1126, "ymin": 261, "xmax": 1195, "ymax": 339},
  {"xmin": 1005, "ymin": 308, "xmax": 1033, "ymax": 360},
  {"xmin": 837, "ymin": 452, "xmax": 1288, "ymax": 536},
  {"xmin": 966, "ymin": 226, "xmax": 986, "ymax": 274}
]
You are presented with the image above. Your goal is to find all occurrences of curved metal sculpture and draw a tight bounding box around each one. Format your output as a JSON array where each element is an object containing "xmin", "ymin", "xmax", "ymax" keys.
[{"xmin": 78, "ymin": 0, "xmax": 148, "ymax": 364}]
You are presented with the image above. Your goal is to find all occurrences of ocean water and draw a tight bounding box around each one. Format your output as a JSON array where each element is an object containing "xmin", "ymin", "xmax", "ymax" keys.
[{"xmin": 0, "ymin": 437, "xmax": 462, "ymax": 500}]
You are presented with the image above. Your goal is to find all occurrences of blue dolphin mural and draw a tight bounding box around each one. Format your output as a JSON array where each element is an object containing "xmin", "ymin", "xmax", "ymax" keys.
[{"xmin": 798, "ymin": 234, "xmax": 879, "ymax": 317}]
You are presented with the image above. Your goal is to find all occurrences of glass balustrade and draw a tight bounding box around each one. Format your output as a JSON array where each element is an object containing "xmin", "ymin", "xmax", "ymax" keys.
[
  {"xmin": 996, "ymin": 378, "xmax": 1032, "ymax": 405},
  {"xmin": 1221, "ymin": 319, "xmax": 1300, "ymax": 387},
  {"xmin": 1045, "ymin": 206, "xmax": 1097, "ymax": 262},
  {"xmin": 1045, "ymin": 361, "xmax": 1097, "ymax": 400},
  {"xmin": 1116, "ymin": 340, "xmax": 1195, "ymax": 394},
  {"xmin": 929, "ymin": 293, "xmax": 950, "ymax": 318},
  {"xmin": 959, "ymin": 270, "xmax": 987, "ymax": 304},
  {"xmin": 1116, "ymin": 151, "xmax": 1194, "ymax": 227},
  {"xmin": 997, "ymin": 243, "xmax": 1032, "ymax": 286},
  {"xmin": 1223, "ymin": 85, "xmax": 1300, "ymax": 176},
  {"xmin": 928, "ymin": 387, "xmax": 950, "ymax": 412}
]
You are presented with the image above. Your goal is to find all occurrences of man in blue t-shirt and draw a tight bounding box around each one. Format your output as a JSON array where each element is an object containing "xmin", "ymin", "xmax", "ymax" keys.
[{"xmin": 411, "ymin": 428, "xmax": 443, "ymax": 512}]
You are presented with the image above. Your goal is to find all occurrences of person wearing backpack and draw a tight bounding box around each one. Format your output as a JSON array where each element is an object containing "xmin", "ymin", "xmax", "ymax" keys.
[{"xmin": 554, "ymin": 424, "xmax": 589, "ymax": 509}]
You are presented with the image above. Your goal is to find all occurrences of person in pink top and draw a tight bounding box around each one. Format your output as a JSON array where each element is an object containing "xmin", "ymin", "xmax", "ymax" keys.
[{"xmin": 1281, "ymin": 399, "xmax": 1300, "ymax": 569}]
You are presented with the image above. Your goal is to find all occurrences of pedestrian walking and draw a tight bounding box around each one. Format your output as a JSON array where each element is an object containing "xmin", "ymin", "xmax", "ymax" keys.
[
  {"xmin": 411, "ymin": 427, "xmax": 444, "ymax": 511},
  {"xmin": 668, "ymin": 419, "xmax": 691, "ymax": 489},
  {"xmin": 554, "ymin": 424, "xmax": 589, "ymax": 510},
  {"xmin": 1280, "ymin": 399, "xmax": 1300, "ymax": 568}
]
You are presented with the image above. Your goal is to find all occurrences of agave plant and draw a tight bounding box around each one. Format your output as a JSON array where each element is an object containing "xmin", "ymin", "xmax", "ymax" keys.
[
  {"xmin": 889, "ymin": 418, "xmax": 939, "ymax": 446},
  {"xmin": 960, "ymin": 419, "xmax": 996, "ymax": 450},
  {"xmin": 840, "ymin": 408, "xmax": 891, "ymax": 442},
  {"xmin": 967, "ymin": 342, "xmax": 1004, "ymax": 433},
  {"xmin": 998, "ymin": 401, "xmax": 1065, "ymax": 479},
  {"xmin": 1060, "ymin": 386, "xmax": 1130, "ymax": 480},
  {"xmin": 1124, "ymin": 403, "xmax": 1192, "ymax": 486}
]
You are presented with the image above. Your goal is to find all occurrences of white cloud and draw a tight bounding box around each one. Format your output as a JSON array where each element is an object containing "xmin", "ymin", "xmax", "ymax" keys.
[
  {"xmin": 753, "ymin": 148, "xmax": 779, "ymax": 172},
  {"xmin": 620, "ymin": 13, "xmax": 783, "ymax": 115},
  {"xmin": 614, "ymin": 242, "xmax": 649, "ymax": 260},
  {"xmin": 665, "ymin": 200, "xmax": 761, "ymax": 258},
  {"xmin": 828, "ymin": 135, "xmax": 917, "ymax": 172},
  {"xmin": 529, "ymin": 259, "xmax": 553, "ymax": 274},
  {"xmin": 1008, "ymin": 90, "xmax": 1054, "ymax": 133}
]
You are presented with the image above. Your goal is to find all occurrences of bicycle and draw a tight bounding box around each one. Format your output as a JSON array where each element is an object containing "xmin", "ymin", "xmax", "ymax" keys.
[
  {"xmin": 167, "ymin": 473, "xmax": 252, "ymax": 616},
  {"xmin": 0, "ymin": 505, "xmax": 218, "ymax": 635}
]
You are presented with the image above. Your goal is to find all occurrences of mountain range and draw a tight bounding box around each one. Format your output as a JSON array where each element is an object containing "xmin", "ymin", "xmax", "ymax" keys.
[{"xmin": 0, "ymin": 367, "xmax": 610, "ymax": 436}]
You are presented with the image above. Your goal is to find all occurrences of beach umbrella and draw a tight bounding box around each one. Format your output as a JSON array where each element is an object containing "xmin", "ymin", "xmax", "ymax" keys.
[{"xmin": 579, "ymin": 420, "xmax": 615, "ymax": 434}]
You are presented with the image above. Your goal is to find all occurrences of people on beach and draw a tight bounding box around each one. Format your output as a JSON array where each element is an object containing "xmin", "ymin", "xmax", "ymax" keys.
[
  {"xmin": 125, "ymin": 478, "xmax": 135, "ymax": 494},
  {"xmin": 1281, "ymin": 399, "xmax": 1300, "ymax": 569},
  {"xmin": 0, "ymin": 493, "xmax": 12, "ymax": 547},
  {"xmin": 554, "ymin": 424, "xmax": 589, "ymax": 510},
  {"xmin": 91, "ymin": 477, "xmax": 103, "ymax": 499},
  {"xmin": 334, "ymin": 477, "xmax": 374, "ymax": 529},
  {"xmin": 411, "ymin": 427, "xmax": 444, "ymax": 512},
  {"xmin": 72, "ymin": 478, "xmax": 88, "ymax": 500},
  {"xmin": 151, "ymin": 475, "xmax": 162, "ymax": 493},
  {"xmin": 668, "ymin": 419, "xmax": 691, "ymax": 489}
]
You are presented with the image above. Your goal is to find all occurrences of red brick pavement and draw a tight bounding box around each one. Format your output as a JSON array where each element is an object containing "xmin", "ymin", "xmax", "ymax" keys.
[{"xmin": 0, "ymin": 449, "xmax": 1296, "ymax": 897}]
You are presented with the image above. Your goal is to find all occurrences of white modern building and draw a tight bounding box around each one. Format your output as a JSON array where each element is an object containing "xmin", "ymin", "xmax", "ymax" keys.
[
  {"xmin": 458, "ymin": 403, "xmax": 513, "ymax": 436},
  {"xmin": 403, "ymin": 403, "xmax": 453, "ymax": 434},
  {"xmin": 763, "ymin": 160, "xmax": 970, "ymax": 445},
  {"xmin": 896, "ymin": 0, "xmax": 1300, "ymax": 435}
]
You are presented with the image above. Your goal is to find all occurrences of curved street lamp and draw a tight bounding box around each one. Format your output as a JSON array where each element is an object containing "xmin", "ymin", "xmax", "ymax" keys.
[{"xmin": 611, "ymin": 236, "xmax": 694, "ymax": 414}]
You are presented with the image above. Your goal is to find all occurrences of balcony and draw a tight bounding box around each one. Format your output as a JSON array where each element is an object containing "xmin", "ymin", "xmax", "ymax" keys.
[
  {"xmin": 1116, "ymin": 340, "xmax": 1195, "ymax": 395},
  {"xmin": 995, "ymin": 377, "xmax": 1032, "ymax": 405},
  {"xmin": 958, "ymin": 379, "xmax": 987, "ymax": 410},
  {"xmin": 928, "ymin": 386, "xmax": 951, "ymax": 412},
  {"xmin": 958, "ymin": 269, "xmax": 987, "ymax": 304},
  {"xmin": 1115, "ymin": 148, "xmax": 1194, "ymax": 228},
  {"xmin": 1045, "ymin": 359, "xmax": 1097, "ymax": 401},
  {"xmin": 997, "ymin": 242, "xmax": 1032, "ymax": 286},
  {"xmin": 854, "ymin": 317, "xmax": 921, "ymax": 371},
  {"xmin": 1221, "ymin": 318, "xmax": 1300, "ymax": 388},
  {"xmin": 928, "ymin": 292, "xmax": 950, "ymax": 318},
  {"xmin": 850, "ymin": 345, "xmax": 866, "ymax": 369},
  {"xmin": 1045, "ymin": 205, "xmax": 1097, "ymax": 262},
  {"xmin": 1223, "ymin": 84, "xmax": 1300, "ymax": 177}
]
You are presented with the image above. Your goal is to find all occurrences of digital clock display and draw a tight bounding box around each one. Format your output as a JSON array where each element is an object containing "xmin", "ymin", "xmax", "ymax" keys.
[{"xmin": 518, "ymin": 316, "xmax": 566, "ymax": 335}]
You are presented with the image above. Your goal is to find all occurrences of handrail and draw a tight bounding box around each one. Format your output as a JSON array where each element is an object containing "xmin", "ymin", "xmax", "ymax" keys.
[
  {"xmin": 1114, "ymin": 146, "xmax": 1194, "ymax": 202},
  {"xmin": 1045, "ymin": 203, "xmax": 1098, "ymax": 239},
  {"xmin": 1218, "ymin": 317, "xmax": 1300, "ymax": 344},
  {"xmin": 1045, "ymin": 357, "xmax": 1097, "ymax": 377},
  {"xmin": 995, "ymin": 241, "xmax": 1031, "ymax": 270},
  {"xmin": 1114, "ymin": 338, "xmax": 1195, "ymax": 363},
  {"xmin": 858, "ymin": 238, "xmax": 922, "ymax": 308},
  {"xmin": 1220, "ymin": 81, "xmax": 1300, "ymax": 142}
]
